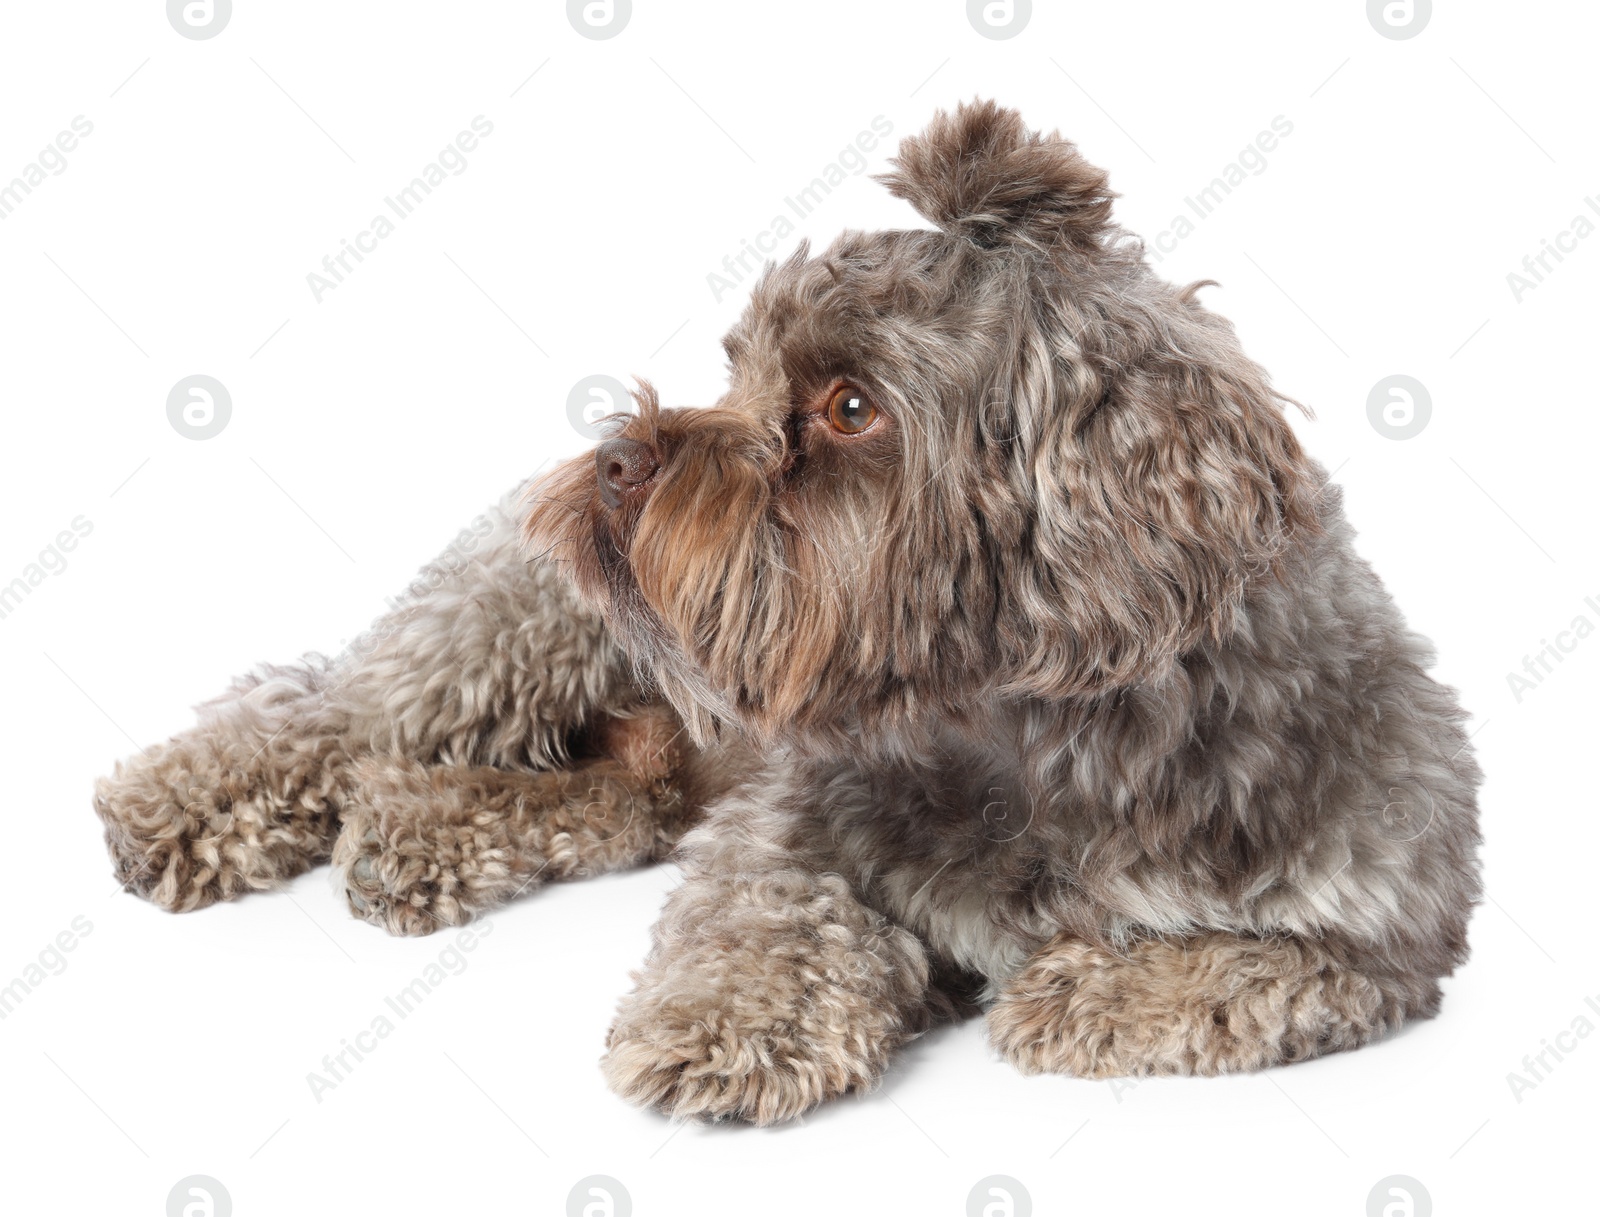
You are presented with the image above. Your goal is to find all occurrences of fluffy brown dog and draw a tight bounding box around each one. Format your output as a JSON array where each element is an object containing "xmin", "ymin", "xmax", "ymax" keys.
[{"xmin": 95, "ymin": 100, "xmax": 1482, "ymax": 1125}]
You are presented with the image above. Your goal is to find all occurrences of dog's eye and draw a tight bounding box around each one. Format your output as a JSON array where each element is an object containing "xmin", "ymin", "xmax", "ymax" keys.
[{"xmin": 827, "ymin": 385, "xmax": 878, "ymax": 435}]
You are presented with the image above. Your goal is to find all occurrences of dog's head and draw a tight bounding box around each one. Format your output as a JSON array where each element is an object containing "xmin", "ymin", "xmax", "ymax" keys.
[{"xmin": 525, "ymin": 100, "xmax": 1319, "ymax": 753}]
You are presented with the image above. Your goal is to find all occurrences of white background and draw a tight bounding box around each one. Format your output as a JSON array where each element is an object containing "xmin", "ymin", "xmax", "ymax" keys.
[{"xmin": 1, "ymin": 2, "xmax": 1595, "ymax": 1214}]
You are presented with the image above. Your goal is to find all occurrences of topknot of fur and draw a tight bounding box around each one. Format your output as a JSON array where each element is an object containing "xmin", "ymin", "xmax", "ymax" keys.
[{"xmin": 877, "ymin": 97, "xmax": 1116, "ymax": 250}]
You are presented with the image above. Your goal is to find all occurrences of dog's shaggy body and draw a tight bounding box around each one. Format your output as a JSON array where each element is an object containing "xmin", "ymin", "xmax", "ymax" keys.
[{"xmin": 95, "ymin": 102, "xmax": 1480, "ymax": 1124}]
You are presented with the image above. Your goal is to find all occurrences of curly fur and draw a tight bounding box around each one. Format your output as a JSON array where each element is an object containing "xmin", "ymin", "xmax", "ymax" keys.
[
  {"xmin": 94, "ymin": 99, "xmax": 1481, "ymax": 1124},
  {"xmin": 94, "ymin": 494, "xmax": 739, "ymax": 932},
  {"xmin": 989, "ymin": 932, "xmax": 1433, "ymax": 1077},
  {"xmin": 602, "ymin": 818, "xmax": 942, "ymax": 1124}
]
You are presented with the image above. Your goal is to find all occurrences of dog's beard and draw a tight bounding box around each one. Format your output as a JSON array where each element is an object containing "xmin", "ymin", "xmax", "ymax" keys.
[
  {"xmin": 526, "ymin": 413, "xmax": 1034, "ymax": 761},
  {"xmin": 524, "ymin": 406, "xmax": 855, "ymax": 748}
]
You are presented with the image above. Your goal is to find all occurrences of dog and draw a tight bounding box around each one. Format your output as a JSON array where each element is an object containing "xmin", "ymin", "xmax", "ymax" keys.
[{"xmin": 94, "ymin": 100, "xmax": 1482, "ymax": 1125}]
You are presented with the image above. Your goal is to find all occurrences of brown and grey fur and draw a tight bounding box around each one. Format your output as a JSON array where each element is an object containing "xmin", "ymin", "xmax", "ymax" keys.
[{"xmin": 95, "ymin": 101, "xmax": 1481, "ymax": 1124}]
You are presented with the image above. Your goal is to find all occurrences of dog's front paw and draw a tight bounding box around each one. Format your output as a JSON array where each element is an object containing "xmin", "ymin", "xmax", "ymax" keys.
[
  {"xmin": 94, "ymin": 749, "xmax": 331, "ymax": 912},
  {"xmin": 332, "ymin": 789, "xmax": 512, "ymax": 937},
  {"xmin": 602, "ymin": 892, "xmax": 932, "ymax": 1123},
  {"xmin": 602, "ymin": 986, "xmax": 881, "ymax": 1126},
  {"xmin": 989, "ymin": 933, "xmax": 1393, "ymax": 1078},
  {"xmin": 333, "ymin": 818, "xmax": 457, "ymax": 937}
]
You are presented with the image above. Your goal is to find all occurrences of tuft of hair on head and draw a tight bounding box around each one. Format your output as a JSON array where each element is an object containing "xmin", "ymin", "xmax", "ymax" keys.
[
  {"xmin": 592, "ymin": 377, "xmax": 659, "ymax": 441},
  {"xmin": 877, "ymin": 98, "xmax": 1116, "ymax": 251}
]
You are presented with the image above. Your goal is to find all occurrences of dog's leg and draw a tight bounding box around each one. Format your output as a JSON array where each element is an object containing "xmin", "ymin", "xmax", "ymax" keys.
[
  {"xmin": 93, "ymin": 660, "xmax": 352, "ymax": 911},
  {"xmin": 94, "ymin": 493, "xmax": 635, "ymax": 913},
  {"xmin": 987, "ymin": 931, "xmax": 1438, "ymax": 1077},
  {"xmin": 600, "ymin": 791, "xmax": 945, "ymax": 1125},
  {"xmin": 332, "ymin": 704, "xmax": 713, "ymax": 936}
]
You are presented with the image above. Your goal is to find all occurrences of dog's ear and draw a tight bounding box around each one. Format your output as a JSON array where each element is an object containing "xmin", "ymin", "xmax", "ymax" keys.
[
  {"xmin": 879, "ymin": 99, "xmax": 1115, "ymax": 250},
  {"xmin": 998, "ymin": 315, "xmax": 1322, "ymax": 700}
]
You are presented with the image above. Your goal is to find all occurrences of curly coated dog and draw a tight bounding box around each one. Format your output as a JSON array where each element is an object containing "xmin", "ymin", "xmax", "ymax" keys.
[{"xmin": 95, "ymin": 100, "xmax": 1482, "ymax": 1124}]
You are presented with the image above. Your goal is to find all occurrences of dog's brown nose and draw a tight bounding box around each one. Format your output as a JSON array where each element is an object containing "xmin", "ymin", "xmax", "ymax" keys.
[{"xmin": 595, "ymin": 437, "xmax": 660, "ymax": 508}]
